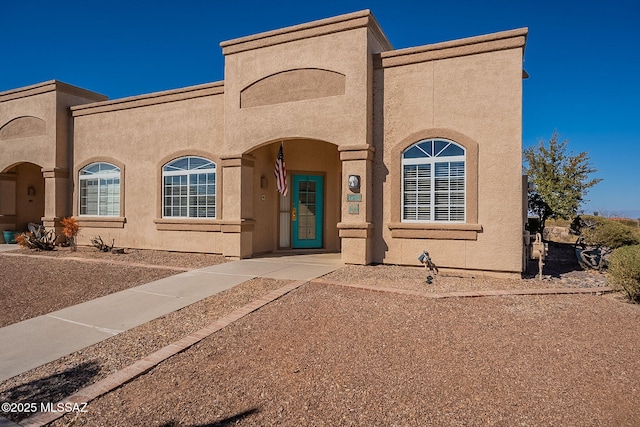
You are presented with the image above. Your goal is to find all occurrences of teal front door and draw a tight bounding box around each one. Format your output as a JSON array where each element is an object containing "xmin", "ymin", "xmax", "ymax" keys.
[{"xmin": 292, "ymin": 174, "xmax": 323, "ymax": 249}]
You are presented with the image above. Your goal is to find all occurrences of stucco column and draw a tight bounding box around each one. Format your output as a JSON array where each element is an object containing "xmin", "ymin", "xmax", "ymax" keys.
[
  {"xmin": 0, "ymin": 173, "xmax": 18, "ymax": 236},
  {"xmin": 337, "ymin": 145, "xmax": 375, "ymax": 265},
  {"xmin": 41, "ymin": 167, "xmax": 69, "ymax": 234},
  {"xmin": 220, "ymin": 154, "xmax": 255, "ymax": 259}
]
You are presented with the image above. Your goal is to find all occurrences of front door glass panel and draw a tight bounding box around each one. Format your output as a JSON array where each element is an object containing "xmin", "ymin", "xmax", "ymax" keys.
[{"xmin": 292, "ymin": 174, "xmax": 323, "ymax": 249}]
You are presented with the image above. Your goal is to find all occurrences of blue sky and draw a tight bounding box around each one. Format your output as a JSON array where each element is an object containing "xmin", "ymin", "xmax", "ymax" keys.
[{"xmin": 2, "ymin": 0, "xmax": 638, "ymax": 218}]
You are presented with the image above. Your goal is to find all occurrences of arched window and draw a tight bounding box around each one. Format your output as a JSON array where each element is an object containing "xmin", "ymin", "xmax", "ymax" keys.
[
  {"xmin": 162, "ymin": 156, "xmax": 216, "ymax": 218},
  {"xmin": 79, "ymin": 162, "xmax": 121, "ymax": 216},
  {"xmin": 402, "ymin": 139, "xmax": 465, "ymax": 222}
]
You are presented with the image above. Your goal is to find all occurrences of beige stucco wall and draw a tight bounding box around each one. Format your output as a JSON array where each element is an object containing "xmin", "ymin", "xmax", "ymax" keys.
[
  {"xmin": 0, "ymin": 89, "xmax": 57, "ymax": 173},
  {"xmin": 224, "ymin": 29, "xmax": 368, "ymax": 153},
  {"xmin": 222, "ymin": 11, "xmax": 390, "ymax": 156},
  {"xmin": 0, "ymin": 82, "xmax": 107, "ymax": 172},
  {"xmin": 0, "ymin": 87, "xmax": 54, "ymax": 236},
  {"xmin": 374, "ymin": 32, "xmax": 526, "ymax": 275},
  {"xmin": 70, "ymin": 83, "xmax": 225, "ymax": 252},
  {"xmin": 0, "ymin": 12, "xmax": 527, "ymax": 274}
]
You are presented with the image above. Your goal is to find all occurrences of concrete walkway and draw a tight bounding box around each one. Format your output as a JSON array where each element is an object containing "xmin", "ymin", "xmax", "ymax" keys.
[{"xmin": 0, "ymin": 253, "xmax": 343, "ymax": 382}]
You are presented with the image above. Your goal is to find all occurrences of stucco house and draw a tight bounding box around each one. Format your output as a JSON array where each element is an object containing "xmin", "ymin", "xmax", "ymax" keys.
[{"xmin": 0, "ymin": 10, "xmax": 529, "ymax": 276}]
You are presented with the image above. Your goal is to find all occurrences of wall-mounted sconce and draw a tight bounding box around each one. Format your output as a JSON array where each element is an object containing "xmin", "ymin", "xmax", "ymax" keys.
[
  {"xmin": 260, "ymin": 176, "xmax": 268, "ymax": 189},
  {"xmin": 27, "ymin": 186, "xmax": 36, "ymax": 196},
  {"xmin": 348, "ymin": 175, "xmax": 360, "ymax": 192}
]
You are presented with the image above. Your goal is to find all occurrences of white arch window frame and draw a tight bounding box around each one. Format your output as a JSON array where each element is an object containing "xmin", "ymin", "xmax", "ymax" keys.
[
  {"xmin": 78, "ymin": 162, "xmax": 121, "ymax": 217},
  {"xmin": 162, "ymin": 156, "xmax": 217, "ymax": 219},
  {"xmin": 401, "ymin": 138, "xmax": 466, "ymax": 223}
]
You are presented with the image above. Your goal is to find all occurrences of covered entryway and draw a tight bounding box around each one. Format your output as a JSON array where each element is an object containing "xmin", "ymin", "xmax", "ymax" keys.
[
  {"xmin": 0, "ymin": 162, "xmax": 45, "ymax": 240},
  {"xmin": 242, "ymin": 139, "xmax": 341, "ymax": 256}
]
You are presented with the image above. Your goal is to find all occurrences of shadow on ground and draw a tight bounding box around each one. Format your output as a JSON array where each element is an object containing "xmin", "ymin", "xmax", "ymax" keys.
[
  {"xmin": 525, "ymin": 241, "xmax": 597, "ymax": 278},
  {"xmin": 0, "ymin": 361, "xmax": 101, "ymax": 422},
  {"xmin": 158, "ymin": 407, "xmax": 260, "ymax": 427},
  {"xmin": 543, "ymin": 241, "xmax": 582, "ymax": 277},
  {"xmin": 524, "ymin": 240, "xmax": 609, "ymax": 288}
]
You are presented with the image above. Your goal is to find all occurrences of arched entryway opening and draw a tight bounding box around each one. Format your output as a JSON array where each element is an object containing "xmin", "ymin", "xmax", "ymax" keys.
[
  {"xmin": 0, "ymin": 162, "xmax": 45, "ymax": 238},
  {"xmin": 246, "ymin": 139, "xmax": 341, "ymax": 255}
]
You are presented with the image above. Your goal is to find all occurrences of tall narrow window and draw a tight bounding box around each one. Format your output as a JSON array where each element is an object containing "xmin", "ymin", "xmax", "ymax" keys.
[
  {"xmin": 402, "ymin": 139, "xmax": 465, "ymax": 222},
  {"xmin": 162, "ymin": 156, "xmax": 216, "ymax": 218},
  {"xmin": 79, "ymin": 162, "xmax": 121, "ymax": 216}
]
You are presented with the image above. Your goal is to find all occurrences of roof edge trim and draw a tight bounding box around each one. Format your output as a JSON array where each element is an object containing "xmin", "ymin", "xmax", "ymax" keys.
[
  {"xmin": 377, "ymin": 27, "xmax": 528, "ymax": 69},
  {"xmin": 71, "ymin": 81, "xmax": 224, "ymax": 117},
  {"xmin": 221, "ymin": 10, "xmax": 391, "ymax": 55},
  {"xmin": 0, "ymin": 80, "xmax": 107, "ymax": 103}
]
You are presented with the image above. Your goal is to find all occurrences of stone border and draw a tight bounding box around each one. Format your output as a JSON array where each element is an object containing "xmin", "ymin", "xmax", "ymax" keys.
[{"xmin": 314, "ymin": 278, "xmax": 613, "ymax": 298}]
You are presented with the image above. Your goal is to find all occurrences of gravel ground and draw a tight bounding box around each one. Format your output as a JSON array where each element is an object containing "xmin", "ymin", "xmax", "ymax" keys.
[
  {"xmin": 1, "ymin": 243, "xmax": 630, "ymax": 426},
  {"xmin": 321, "ymin": 264, "xmax": 608, "ymax": 293},
  {"xmin": 0, "ymin": 248, "xmax": 225, "ymax": 328},
  {"xmin": 8, "ymin": 246, "xmax": 226, "ymax": 269},
  {"xmin": 0, "ymin": 277, "xmax": 291, "ymax": 423},
  {"xmin": 50, "ymin": 282, "xmax": 639, "ymax": 427},
  {"xmin": 323, "ymin": 242, "xmax": 608, "ymax": 293}
]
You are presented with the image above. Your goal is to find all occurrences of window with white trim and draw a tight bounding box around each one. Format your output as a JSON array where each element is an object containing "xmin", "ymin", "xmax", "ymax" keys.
[
  {"xmin": 79, "ymin": 162, "xmax": 121, "ymax": 216},
  {"xmin": 162, "ymin": 156, "xmax": 216, "ymax": 218},
  {"xmin": 402, "ymin": 139, "xmax": 465, "ymax": 222}
]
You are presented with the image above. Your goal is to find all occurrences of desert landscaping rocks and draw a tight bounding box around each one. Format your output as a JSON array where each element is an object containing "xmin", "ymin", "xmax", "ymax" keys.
[
  {"xmin": 0, "ymin": 248, "xmax": 225, "ymax": 328},
  {"xmin": 1, "ymin": 247, "xmax": 636, "ymax": 426},
  {"xmin": 0, "ymin": 275, "xmax": 291, "ymax": 424},
  {"xmin": 47, "ymin": 283, "xmax": 640, "ymax": 426}
]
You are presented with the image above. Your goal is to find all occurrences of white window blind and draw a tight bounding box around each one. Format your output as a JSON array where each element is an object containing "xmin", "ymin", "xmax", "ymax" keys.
[
  {"xmin": 162, "ymin": 156, "xmax": 216, "ymax": 218},
  {"xmin": 79, "ymin": 163, "xmax": 120, "ymax": 216},
  {"xmin": 402, "ymin": 139, "xmax": 466, "ymax": 223}
]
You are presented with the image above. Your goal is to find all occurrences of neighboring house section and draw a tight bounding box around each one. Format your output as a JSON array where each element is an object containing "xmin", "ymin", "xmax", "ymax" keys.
[
  {"xmin": 0, "ymin": 10, "xmax": 528, "ymax": 276},
  {"xmin": 0, "ymin": 81, "xmax": 106, "ymax": 234}
]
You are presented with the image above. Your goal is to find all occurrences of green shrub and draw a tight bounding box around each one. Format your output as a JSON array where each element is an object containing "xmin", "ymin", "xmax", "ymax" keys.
[
  {"xmin": 613, "ymin": 218, "xmax": 639, "ymax": 229},
  {"xmin": 581, "ymin": 216, "xmax": 640, "ymax": 252},
  {"xmin": 547, "ymin": 218, "xmax": 571, "ymax": 228},
  {"xmin": 608, "ymin": 245, "xmax": 640, "ymax": 303}
]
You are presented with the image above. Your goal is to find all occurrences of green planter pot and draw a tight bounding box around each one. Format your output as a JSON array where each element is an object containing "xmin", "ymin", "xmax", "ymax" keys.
[{"xmin": 3, "ymin": 231, "xmax": 18, "ymax": 244}]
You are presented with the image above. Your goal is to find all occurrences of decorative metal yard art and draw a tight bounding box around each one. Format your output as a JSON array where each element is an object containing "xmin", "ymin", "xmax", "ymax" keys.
[
  {"xmin": 418, "ymin": 250, "xmax": 439, "ymax": 284},
  {"xmin": 91, "ymin": 236, "xmax": 125, "ymax": 254},
  {"xmin": 570, "ymin": 216, "xmax": 606, "ymax": 270},
  {"xmin": 17, "ymin": 223, "xmax": 57, "ymax": 250},
  {"xmin": 574, "ymin": 236, "xmax": 605, "ymax": 270}
]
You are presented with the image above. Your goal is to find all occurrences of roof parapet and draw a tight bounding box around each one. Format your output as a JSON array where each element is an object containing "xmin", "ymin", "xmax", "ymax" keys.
[
  {"xmin": 220, "ymin": 10, "xmax": 392, "ymax": 55},
  {"xmin": 376, "ymin": 27, "xmax": 528, "ymax": 69},
  {"xmin": 71, "ymin": 81, "xmax": 224, "ymax": 116},
  {"xmin": 0, "ymin": 80, "xmax": 107, "ymax": 103}
]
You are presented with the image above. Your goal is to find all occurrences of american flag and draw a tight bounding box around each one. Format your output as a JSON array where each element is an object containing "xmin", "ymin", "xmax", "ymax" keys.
[{"xmin": 274, "ymin": 142, "xmax": 287, "ymax": 196}]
